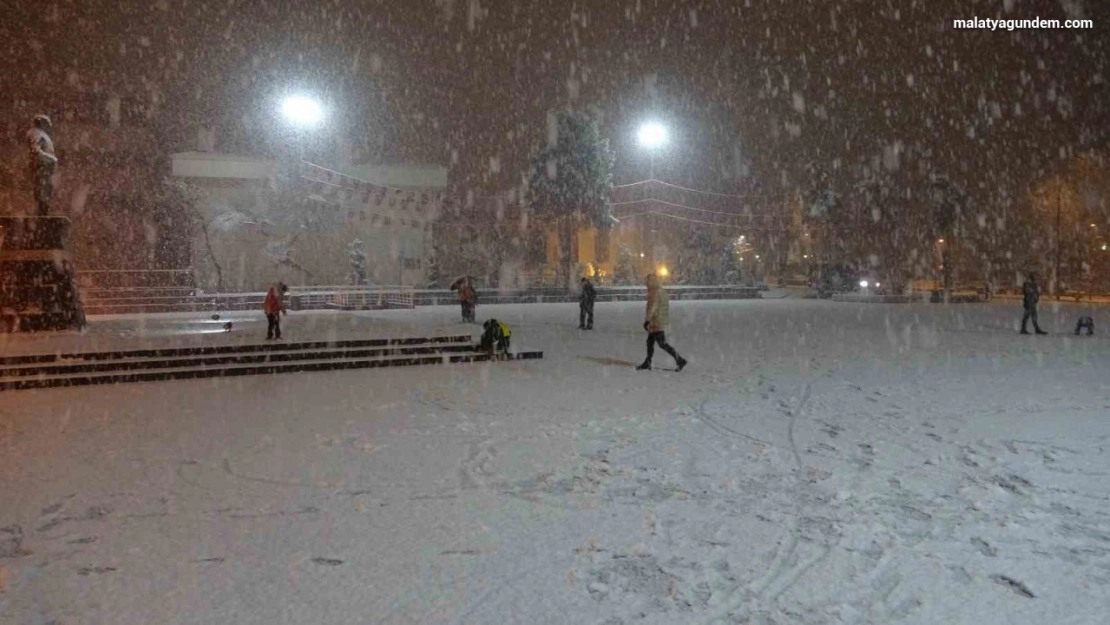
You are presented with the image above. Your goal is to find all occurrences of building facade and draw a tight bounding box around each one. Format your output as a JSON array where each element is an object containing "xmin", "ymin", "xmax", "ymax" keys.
[{"xmin": 171, "ymin": 150, "xmax": 446, "ymax": 291}]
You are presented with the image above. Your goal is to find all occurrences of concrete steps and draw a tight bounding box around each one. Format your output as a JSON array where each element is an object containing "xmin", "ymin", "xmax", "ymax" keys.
[{"xmin": 0, "ymin": 335, "xmax": 543, "ymax": 391}]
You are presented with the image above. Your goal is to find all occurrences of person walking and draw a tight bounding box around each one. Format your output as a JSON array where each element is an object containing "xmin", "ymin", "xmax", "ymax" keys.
[
  {"xmin": 1020, "ymin": 273, "xmax": 1047, "ymax": 335},
  {"xmin": 26, "ymin": 114, "xmax": 58, "ymax": 216},
  {"xmin": 578, "ymin": 277, "xmax": 597, "ymax": 330},
  {"xmin": 263, "ymin": 282, "xmax": 289, "ymax": 340},
  {"xmin": 637, "ymin": 274, "xmax": 687, "ymax": 371},
  {"xmin": 457, "ymin": 279, "xmax": 477, "ymax": 323}
]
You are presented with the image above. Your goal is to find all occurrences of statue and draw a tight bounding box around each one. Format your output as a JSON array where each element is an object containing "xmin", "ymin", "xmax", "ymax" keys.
[{"xmin": 26, "ymin": 114, "xmax": 58, "ymax": 216}]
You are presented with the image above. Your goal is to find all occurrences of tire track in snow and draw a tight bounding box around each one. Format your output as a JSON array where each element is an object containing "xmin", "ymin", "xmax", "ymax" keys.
[{"xmin": 700, "ymin": 377, "xmax": 818, "ymax": 624}]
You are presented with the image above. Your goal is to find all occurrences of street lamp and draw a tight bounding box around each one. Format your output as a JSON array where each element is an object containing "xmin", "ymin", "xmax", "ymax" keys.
[
  {"xmin": 637, "ymin": 122, "xmax": 667, "ymax": 179},
  {"xmin": 635, "ymin": 121, "xmax": 668, "ymax": 272},
  {"xmin": 637, "ymin": 122, "xmax": 667, "ymax": 149},
  {"xmin": 281, "ymin": 95, "xmax": 324, "ymax": 127}
]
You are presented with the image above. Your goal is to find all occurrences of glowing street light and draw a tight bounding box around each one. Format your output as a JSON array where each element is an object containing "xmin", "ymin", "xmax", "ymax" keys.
[
  {"xmin": 637, "ymin": 122, "xmax": 668, "ymax": 149},
  {"xmin": 281, "ymin": 95, "xmax": 324, "ymax": 127}
]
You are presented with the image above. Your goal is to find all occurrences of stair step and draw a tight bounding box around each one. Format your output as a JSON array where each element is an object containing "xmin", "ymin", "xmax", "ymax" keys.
[
  {"xmin": 0, "ymin": 335, "xmax": 475, "ymax": 366},
  {"xmin": 0, "ymin": 350, "xmax": 544, "ymax": 391},
  {"xmin": 0, "ymin": 342, "xmax": 479, "ymax": 377}
]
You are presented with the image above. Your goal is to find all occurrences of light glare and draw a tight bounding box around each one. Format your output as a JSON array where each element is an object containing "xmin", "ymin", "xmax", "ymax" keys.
[
  {"xmin": 281, "ymin": 95, "xmax": 324, "ymax": 127},
  {"xmin": 638, "ymin": 122, "xmax": 668, "ymax": 148}
]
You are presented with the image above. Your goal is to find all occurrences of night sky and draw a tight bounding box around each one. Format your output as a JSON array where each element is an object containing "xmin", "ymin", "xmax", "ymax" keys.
[{"xmin": 3, "ymin": 0, "xmax": 1108, "ymax": 209}]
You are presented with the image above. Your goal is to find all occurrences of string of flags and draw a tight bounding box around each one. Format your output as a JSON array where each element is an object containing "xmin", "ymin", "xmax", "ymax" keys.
[
  {"xmin": 297, "ymin": 161, "xmax": 442, "ymax": 232},
  {"xmin": 298, "ymin": 161, "xmax": 442, "ymax": 213}
]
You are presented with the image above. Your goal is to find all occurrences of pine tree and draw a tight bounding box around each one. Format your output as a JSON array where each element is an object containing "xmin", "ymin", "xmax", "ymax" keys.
[
  {"xmin": 614, "ymin": 244, "xmax": 638, "ymax": 286},
  {"xmin": 348, "ymin": 238, "xmax": 367, "ymax": 285},
  {"xmin": 527, "ymin": 110, "xmax": 616, "ymax": 289}
]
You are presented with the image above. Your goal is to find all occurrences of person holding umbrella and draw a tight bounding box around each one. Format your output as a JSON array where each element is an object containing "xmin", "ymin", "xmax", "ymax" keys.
[{"xmin": 451, "ymin": 276, "xmax": 477, "ymax": 323}]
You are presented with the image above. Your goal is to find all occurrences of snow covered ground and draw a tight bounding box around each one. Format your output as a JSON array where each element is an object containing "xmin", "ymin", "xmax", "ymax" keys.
[{"xmin": 1, "ymin": 298, "xmax": 1109, "ymax": 624}]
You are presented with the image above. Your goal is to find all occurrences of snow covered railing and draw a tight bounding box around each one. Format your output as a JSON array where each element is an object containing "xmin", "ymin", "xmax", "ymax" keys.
[
  {"xmin": 411, "ymin": 285, "xmax": 763, "ymax": 306},
  {"xmin": 79, "ymin": 284, "xmax": 762, "ymax": 314},
  {"xmin": 287, "ymin": 285, "xmax": 415, "ymax": 310}
]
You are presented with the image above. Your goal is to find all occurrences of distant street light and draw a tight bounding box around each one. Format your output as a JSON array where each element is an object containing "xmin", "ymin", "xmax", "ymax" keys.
[{"xmin": 281, "ymin": 95, "xmax": 324, "ymax": 127}]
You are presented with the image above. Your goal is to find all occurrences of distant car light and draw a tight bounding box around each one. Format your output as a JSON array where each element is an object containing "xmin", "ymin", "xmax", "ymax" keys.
[{"xmin": 859, "ymin": 280, "xmax": 869, "ymax": 288}]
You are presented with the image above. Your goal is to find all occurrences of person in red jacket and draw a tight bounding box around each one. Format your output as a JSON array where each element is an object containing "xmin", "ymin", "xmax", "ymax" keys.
[{"xmin": 263, "ymin": 282, "xmax": 288, "ymax": 340}]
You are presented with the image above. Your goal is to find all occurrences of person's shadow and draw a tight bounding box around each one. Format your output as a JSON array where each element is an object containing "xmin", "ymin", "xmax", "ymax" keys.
[{"xmin": 578, "ymin": 356, "xmax": 638, "ymax": 367}]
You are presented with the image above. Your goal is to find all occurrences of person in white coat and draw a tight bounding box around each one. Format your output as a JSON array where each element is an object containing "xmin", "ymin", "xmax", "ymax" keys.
[{"xmin": 637, "ymin": 274, "xmax": 687, "ymax": 371}]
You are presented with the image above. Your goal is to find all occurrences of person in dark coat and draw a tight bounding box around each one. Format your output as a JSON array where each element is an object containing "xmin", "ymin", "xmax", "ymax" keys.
[
  {"xmin": 1020, "ymin": 273, "xmax": 1047, "ymax": 335},
  {"xmin": 26, "ymin": 114, "xmax": 58, "ymax": 216},
  {"xmin": 578, "ymin": 277, "xmax": 597, "ymax": 330}
]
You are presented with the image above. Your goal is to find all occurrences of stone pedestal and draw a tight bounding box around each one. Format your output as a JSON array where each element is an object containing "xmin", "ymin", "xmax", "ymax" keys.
[{"xmin": 0, "ymin": 217, "xmax": 85, "ymax": 332}]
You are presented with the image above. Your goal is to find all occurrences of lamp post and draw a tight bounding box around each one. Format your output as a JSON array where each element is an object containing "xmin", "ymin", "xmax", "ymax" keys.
[
  {"xmin": 280, "ymin": 95, "xmax": 324, "ymax": 161},
  {"xmin": 637, "ymin": 122, "xmax": 667, "ymax": 179},
  {"xmin": 636, "ymin": 122, "xmax": 668, "ymax": 275}
]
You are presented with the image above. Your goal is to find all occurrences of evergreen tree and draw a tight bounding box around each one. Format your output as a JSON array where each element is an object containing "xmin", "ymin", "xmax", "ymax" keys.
[
  {"xmin": 527, "ymin": 110, "xmax": 615, "ymax": 289},
  {"xmin": 614, "ymin": 244, "xmax": 638, "ymax": 285},
  {"xmin": 348, "ymin": 238, "xmax": 367, "ymax": 285}
]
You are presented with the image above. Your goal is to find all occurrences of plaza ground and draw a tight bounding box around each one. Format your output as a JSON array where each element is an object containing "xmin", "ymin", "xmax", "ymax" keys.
[{"xmin": 1, "ymin": 297, "xmax": 1108, "ymax": 624}]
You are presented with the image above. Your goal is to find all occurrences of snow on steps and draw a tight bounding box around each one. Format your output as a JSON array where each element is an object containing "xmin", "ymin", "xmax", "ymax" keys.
[{"xmin": 0, "ymin": 335, "xmax": 543, "ymax": 391}]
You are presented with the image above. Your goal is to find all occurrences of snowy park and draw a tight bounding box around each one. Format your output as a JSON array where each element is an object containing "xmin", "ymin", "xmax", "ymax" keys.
[{"xmin": 1, "ymin": 297, "xmax": 1108, "ymax": 625}]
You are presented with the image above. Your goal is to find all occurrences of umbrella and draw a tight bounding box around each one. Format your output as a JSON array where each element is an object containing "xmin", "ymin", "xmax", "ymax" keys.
[{"xmin": 449, "ymin": 276, "xmax": 475, "ymax": 291}]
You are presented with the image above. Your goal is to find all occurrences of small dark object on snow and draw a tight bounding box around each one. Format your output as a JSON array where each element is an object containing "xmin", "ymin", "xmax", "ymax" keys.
[
  {"xmin": 990, "ymin": 574, "xmax": 1035, "ymax": 598},
  {"xmin": 0, "ymin": 525, "xmax": 27, "ymax": 558},
  {"xmin": 480, "ymin": 319, "xmax": 511, "ymax": 357},
  {"xmin": 223, "ymin": 322, "xmax": 233, "ymax": 332},
  {"xmin": 211, "ymin": 313, "xmax": 221, "ymax": 321},
  {"xmin": 1075, "ymin": 316, "xmax": 1094, "ymax": 336}
]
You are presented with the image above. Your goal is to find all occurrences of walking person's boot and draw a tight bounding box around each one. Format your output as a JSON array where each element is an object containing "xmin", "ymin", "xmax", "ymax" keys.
[
  {"xmin": 636, "ymin": 361, "xmax": 651, "ymax": 371},
  {"xmin": 676, "ymin": 357, "xmax": 687, "ymax": 372}
]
